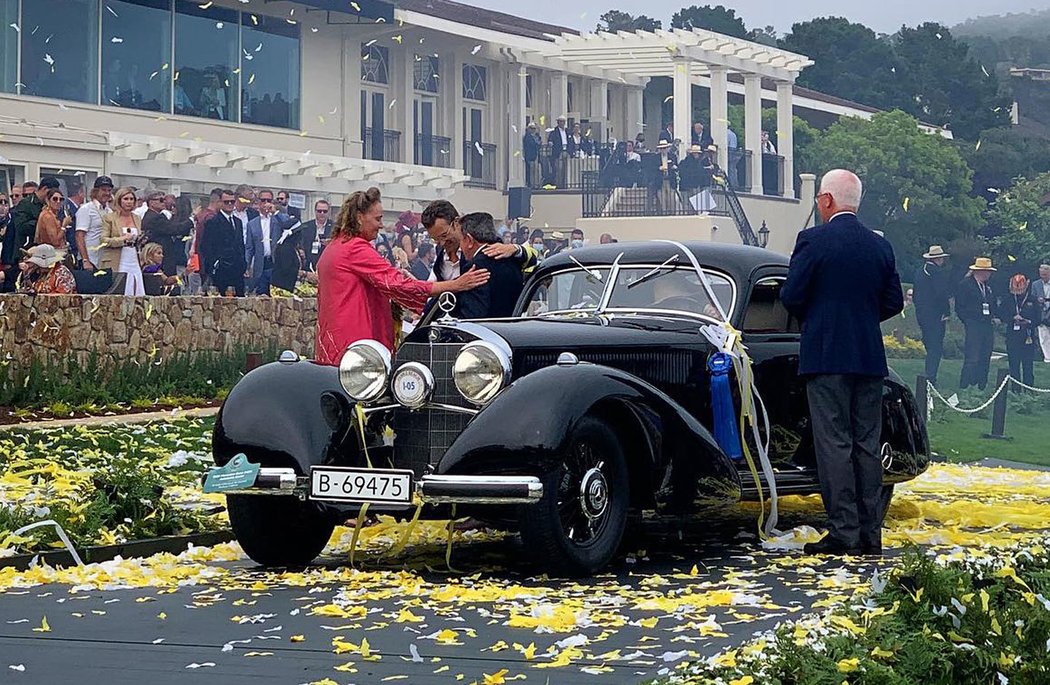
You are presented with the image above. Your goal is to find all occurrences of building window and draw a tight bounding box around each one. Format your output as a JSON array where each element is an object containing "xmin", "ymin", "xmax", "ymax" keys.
[
  {"xmin": 21, "ymin": 0, "xmax": 98, "ymax": 103},
  {"xmin": 102, "ymin": 0, "xmax": 172, "ymax": 113},
  {"xmin": 525, "ymin": 73, "xmax": 533, "ymax": 109},
  {"xmin": 241, "ymin": 13, "xmax": 300, "ymax": 129},
  {"xmin": 414, "ymin": 55, "xmax": 438, "ymax": 93},
  {"xmin": 462, "ymin": 64, "xmax": 486, "ymax": 102},
  {"xmin": 567, "ymin": 81, "xmax": 574, "ymax": 113},
  {"xmin": 174, "ymin": 0, "xmax": 238, "ymax": 121},
  {"xmin": 361, "ymin": 43, "xmax": 389, "ymax": 85},
  {"xmin": 0, "ymin": 0, "xmax": 16, "ymax": 93}
]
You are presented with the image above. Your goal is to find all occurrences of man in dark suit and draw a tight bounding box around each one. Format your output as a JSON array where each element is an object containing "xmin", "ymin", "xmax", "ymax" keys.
[
  {"xmin": 912, "ymin": 245, "xmax": 952, "ymax": 385},
  {"xmin": 452, "ymin": 212, "xmax": 523, "ymax": 319},
  {"xmin": 690, "ymin": 121, "xmax": 713, "ymax": 149},
  {"xmin": 199, "ymin": 189, "xmax": 246, "ymax": 296},
  {"xmin": 523, "ymin": 122, "xmax": 542, "ymax": 188},
  {"xmin": 781, "ymin": 169, "xmax": 904, "ymax": 557},
  {"xmin": 299, "ymin": 199, "xmax": 333, "ymax": 272},
  {"xmin": 544, "ymin": 116, "xmax": 570, "ymax": 187},
  {"xmin": 274, "ymin": 190, "xmax": 302, "ymax": 222},
  {"xmin": 955, "ymin": 257, "xmax": 997, "ymax": 390},
  {"xmin": 142, "ymin": 190, "xmax": 191, "ymax": 277},
  {"xmin": 246, "ymin": 189, "xmax": 298, "ymax": 295}
]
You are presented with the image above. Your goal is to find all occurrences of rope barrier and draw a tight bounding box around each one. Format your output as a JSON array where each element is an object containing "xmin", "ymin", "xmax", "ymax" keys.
[{"xmin": 926, "ymin": 374, "xmax": 1050, "ymax": 415}]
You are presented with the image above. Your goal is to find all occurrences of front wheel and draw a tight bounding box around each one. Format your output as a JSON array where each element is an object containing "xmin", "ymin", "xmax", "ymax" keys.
[
  {"xmin": 519, "ymin": 416, "xmax": 629, "ymax": 576},
  {"xmin": 227, "ymin": 495, "xmax": 335, "ymax": 567}
]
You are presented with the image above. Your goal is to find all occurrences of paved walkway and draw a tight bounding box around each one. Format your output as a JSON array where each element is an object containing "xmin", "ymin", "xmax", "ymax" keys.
[{"xmin": 0, "ymin": 406, "xmax": 219, "ymax": 432}]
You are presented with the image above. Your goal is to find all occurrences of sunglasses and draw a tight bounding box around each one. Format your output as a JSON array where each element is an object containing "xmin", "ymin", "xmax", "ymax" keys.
[
  {"xmin": 0, "ymin": 199, "xmax": 8, "ymax": 205},
  {"xmin": 316, "ymin": 209, "xmax": 329, "ymax": 214},
  {"xmin": 222, "ymin": 199, "xmax": 237, "ymax": 205},
  {"xmin": 49, "ymin": 196, "xmax": 64, "ymax": 203}
]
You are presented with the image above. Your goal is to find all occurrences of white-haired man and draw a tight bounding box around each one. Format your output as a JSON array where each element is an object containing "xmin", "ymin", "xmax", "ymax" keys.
[
  {"xmin": 1031, "ymin": 264, "xmax": 1050, "ymax": 362},
  {"xmin": 781, "ymin": 169, "xmax": 904, "ymax": 557}
]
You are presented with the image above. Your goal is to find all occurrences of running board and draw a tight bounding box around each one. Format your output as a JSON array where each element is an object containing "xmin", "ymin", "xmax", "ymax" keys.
[{"xmin": 738, "ymin": 468, "xmax": 819, "ymax": 501}]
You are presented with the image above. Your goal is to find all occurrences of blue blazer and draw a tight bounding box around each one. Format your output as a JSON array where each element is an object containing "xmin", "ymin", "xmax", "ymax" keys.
[{"xmin": 780, "ymin": 213, "xmax": 904, "ymax": 377}]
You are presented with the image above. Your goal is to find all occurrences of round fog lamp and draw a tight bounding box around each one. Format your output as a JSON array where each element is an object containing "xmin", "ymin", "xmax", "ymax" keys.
[
  {"xmin": 453, "ymin": 342, "xmax": 511, "ymax": 406},
  {"xmin": 392, "ymin": 362, "xmax": 434, "ymax": 409},
  {"xmin": 338, "ymin": 340, "xmax": 391, "ymax": 402}
]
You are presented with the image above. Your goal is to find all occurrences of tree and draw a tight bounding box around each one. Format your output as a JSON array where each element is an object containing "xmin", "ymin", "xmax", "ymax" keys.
[
  {"xmin": 780, "ymin": 18, "xmax": 906, "ymax": 113},
  {"xmin": 596, "ymin": 10, "xmax": 661, "ymax": 33},
  {"xmin": 986, "ymin": 172, "xmax": 1050, "ymax": 266},
  {"xmin": 670, "ymin": 5, "xmax": 748, "ymax": 39},
  {"xmin": 804, "ymin": 111, "xmax": 984, "ymax": 268},
  {"xmin": 891, "ymin": 23, "xmax": 1009, "ymax": 140},
  {"xmin": 959, "ymin": 127, "xmax": 1050, "ymax": 202},
  {"xmin": 750, "ymin": 25, "xmax": 779, "ymax": 47}
]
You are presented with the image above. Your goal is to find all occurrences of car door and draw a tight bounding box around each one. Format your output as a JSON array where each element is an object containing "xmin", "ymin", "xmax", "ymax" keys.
[{"xmin": 740, "ymin": 268, "xmax": 815, "ymax": 477}]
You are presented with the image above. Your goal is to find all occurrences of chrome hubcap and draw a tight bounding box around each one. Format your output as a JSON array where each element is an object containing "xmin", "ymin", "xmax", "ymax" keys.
[{"xmin": 579, "ymin": 463, "xmax": 608, "ymax": 521}]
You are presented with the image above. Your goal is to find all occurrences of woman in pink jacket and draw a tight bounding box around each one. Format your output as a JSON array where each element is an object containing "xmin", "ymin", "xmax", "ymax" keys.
[{"xmin": 315, "ymin": 187, "xmax": 487, "ymax": 365}]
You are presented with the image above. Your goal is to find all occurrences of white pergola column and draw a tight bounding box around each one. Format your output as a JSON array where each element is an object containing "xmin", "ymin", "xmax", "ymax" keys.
[
  {"xmin": 744, "ymin": 74, "xmax": 763, "ymax": 195},
  {"xmin": 343, "ymin": 32, "xmax": 363, "ymax": 158},
  {"xmin": 396, "ymin": 48, "xmax": 414, "ymax": 165},
  {"xmin": 776, "ymin": 80, "xmax": 795, "ymax": 198},
  {"xmin": 672, "ymin": 56, "xmax": 692, "ymax": 161},
  {"xmin": 709, "ymin": 66, "xmax": 729, "ymax": 171},
  {"xmin": 507, "ymin": 64, "xmax": 527, "ymax": 187},
  {"xmin": 626, "ymin": 85, "xmax": 644, "ymax": 141},
  {"xmin": 589, "ymin": 79, "xmax": 608, "ymax": 139},
  {"xmin": 550, "ymin": 72, "xmax": 568, "ymax": 121}
]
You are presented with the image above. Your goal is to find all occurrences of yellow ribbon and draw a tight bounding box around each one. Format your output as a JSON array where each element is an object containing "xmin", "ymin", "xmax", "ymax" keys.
[{"xmin": 445, "ymin": 504, "xmax": 459, "ymax": 572}]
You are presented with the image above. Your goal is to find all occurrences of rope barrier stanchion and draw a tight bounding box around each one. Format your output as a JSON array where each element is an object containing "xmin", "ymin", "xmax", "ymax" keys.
[{"xmin": 983, "ymin": 369, "xmax": 1011, "ymax": 440}]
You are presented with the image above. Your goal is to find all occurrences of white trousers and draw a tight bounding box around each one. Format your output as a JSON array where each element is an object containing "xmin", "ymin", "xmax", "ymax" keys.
[{"xmin": 1039, "ymin": 324, "xmax": 1050, "ymax": 362}]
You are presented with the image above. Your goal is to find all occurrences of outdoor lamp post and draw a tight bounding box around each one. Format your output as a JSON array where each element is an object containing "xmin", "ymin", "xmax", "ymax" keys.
[{"xmin": 758, "ymin": 221, "xmax": 770, "ymax": 248}]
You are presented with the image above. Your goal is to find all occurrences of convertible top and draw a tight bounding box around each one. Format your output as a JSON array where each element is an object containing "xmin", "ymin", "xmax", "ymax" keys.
[{"xmin": 538, "ymin": 242, "xmax": 789, "ymax": 282}]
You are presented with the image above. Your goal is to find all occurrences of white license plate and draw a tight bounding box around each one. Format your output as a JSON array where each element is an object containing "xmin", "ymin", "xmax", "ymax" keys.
[{"xmin": 310, "ymin": 467, "xmax": 414, "ymax": 504}]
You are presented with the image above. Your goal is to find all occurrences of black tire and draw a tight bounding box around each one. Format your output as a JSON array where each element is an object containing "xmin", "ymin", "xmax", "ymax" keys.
[
  {"xmin": 519, "ymin": 415, "xmax": 629, "ymax": 576},
  {"xmin": 227, "ymin": 495, "xmax": 334, "ymax": 567},
  {"xmin": 877, "ymin": 484, "xmax": 895, "ymax": 525}
]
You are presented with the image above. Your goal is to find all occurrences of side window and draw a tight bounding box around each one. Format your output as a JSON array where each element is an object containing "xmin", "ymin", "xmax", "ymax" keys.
[{"xmin": 743, "ymin": 278, "xmax": 799, "ymax": 334}]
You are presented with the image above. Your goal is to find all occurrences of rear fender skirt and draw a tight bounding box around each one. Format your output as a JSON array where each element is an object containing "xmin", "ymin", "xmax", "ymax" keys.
[
  {"xmin": 212, "ymin": 361, "xmax": 368, "ymax": 475},
  {"xmin": 436, "ymin": 363, "xmax": 741, "ymax": 508},
  {"xmin": 880, "ymin": 376, "xmax": 931, "ymax": 482}
]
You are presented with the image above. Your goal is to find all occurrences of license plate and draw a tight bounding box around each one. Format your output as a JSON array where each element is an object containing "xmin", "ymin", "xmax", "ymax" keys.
[{"xmin": 310, "ymin": 467, "xmax": 413, "ymax": 504}]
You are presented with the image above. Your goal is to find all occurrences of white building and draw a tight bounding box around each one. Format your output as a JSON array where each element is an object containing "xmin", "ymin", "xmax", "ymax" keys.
[{"xmin": 0, "ymin": 0, "xmax": 899, "ymax": 253}]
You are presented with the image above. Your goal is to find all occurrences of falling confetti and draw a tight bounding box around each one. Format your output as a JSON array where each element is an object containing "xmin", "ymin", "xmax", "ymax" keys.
[
  {"xmin": 471, "ymin": 45, "xmax": 482, "ymax": 55},
  {"xmin": 110, "ymin": 37, "xmax": 123, "ymax": 43},
  {"xmin": 8, "ymin": 22, "xmax": 18, "ymax": 32},
  {"xmin": 475, "ymin": 141, "xmax": 485, "ymax": 155},
  {"xmin": 902, "ymin": 197, "xmax": 910, "ymax": 212},
  {"xmin": 198, "ymin": 1, "xmax": 213, "ymax": 7},
  {"xmin": 975, "ymin": 139, "xmax": 982, "ymax": 151}
]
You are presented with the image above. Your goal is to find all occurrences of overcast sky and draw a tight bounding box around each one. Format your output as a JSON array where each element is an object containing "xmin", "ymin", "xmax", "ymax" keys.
[{"xmin": 471, "ymin": 0, "xmax": 1047, "ymax": 35}]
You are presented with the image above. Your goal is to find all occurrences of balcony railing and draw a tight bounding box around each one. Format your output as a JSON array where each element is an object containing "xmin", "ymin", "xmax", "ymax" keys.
[
  {"xmin": 727, "ymin": 149, "xmax": 753, "ymax": 192},
  {"xmin": 581, "ymin": 170, "xmax": 731, "ymax": 218},
  {"xmin": 414, "ymin": 134, "xmax": 452, "ymax": 168},
  {"xmin": 463, "ymin": 141, "xmax": 497, "ymax": 188},
  {"xmin": 524, "ymin": 142, "xmax": 616, "ymax": 191},
  {"xmin": 362, "ymin": 127, "xmax": 401, "ymax": 163},
  {"xmin": 762, "ymin": 153, "xmax": 784, "ymax": 197}
]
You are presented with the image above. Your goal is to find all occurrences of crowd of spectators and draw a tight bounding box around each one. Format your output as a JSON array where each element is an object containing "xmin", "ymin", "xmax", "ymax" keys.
[{"xmin": 0, "ymin": 175, "xmax": 599, "ymax": 298}]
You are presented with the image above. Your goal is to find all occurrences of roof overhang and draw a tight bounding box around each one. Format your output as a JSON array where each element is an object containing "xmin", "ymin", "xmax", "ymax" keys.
[{"xmin": 298, "ymin": 0, "xmax": 395, "ymax": 23}]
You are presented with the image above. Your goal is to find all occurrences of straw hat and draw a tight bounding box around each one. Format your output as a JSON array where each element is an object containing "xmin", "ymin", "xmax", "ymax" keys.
[
  {"xmin": 25, "ymin": 244, "xmax": 62, "ymax": 268},
  {"xmin": 688, "ymin": 144, "xmax": 704, "ymax": 154},
  {"xmin": 969, "ymin": 257, "xmax": 996, "ymax": 271},
  {"xmin": 923, "ymin": 245, "xmax": 949, "ymax": 259}
]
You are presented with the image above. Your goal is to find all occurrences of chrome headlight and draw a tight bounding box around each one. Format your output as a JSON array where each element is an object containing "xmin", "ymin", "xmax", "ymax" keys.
[
  {"xmin": 338, "ymin": 340, "xmax": 391, "ymax": 402},
  {"xmin": 391, "ymin": 362, "xmax": 435, "ymax": 409},
  {"xmin": 453, "ymin": 341, "xmax": 511, "ymax": 406}
]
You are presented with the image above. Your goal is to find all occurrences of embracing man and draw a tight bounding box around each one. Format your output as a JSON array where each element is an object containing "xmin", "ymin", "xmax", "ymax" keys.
[{"xmin": 781, "ymin": 169, "xmax": 904, "ymax": 557}]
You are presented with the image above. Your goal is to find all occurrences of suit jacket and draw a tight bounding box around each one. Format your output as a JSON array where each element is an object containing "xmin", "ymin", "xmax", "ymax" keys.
[
  {"xmin": 691, "ymin": 129, "xmax": 714, "ymax": 149},
  {"xmin": 912, "ymin": 260, "xmax": 951, "ymax": 325},
  {"xmin": 955, "ymin": 276, "xmax": 995, "ymax": 326},
  {"xmin": 99, "ymin": 211, "xmax": 143, "ymax": 271},
  {"xmin": 200, "ymin": 211, "xmax": 245, "ymax": 280},
  {"xmin": 271, "ymin": 222, "xmax": 304, "ymax": 292},
  {"xmin": 781, "ymin": 213, "xmax": 903, "ymax": 377},
  {"xmin": 142, "ymin": 208, "xmax": 191, "ymax": 276},
  {"xmin": 523, "ymin": 132, "xmax": 542, "ymax": 162},
  {"xmin": 453, "ymin": 249, "xmax": 524, "ymax": 319},
  {"xmin": 300, "ymin": 219, "xmax": 331, "ymax": 271},
  {"xmin": 246, "ymin": 213, "xmax": 296, "ymax": 290},
  {"xmin": 1030, "ymin": 278, "xmax": 1050, "ymax": 326},
  {"xmin": 999, "ymin": 292, "xmax": 1039, "ymax": 341},
  {"xmin": 11, "ymin": 195, "xmax": 43, "ymax": 254},
  {"xmin": 547, "ymin": 127, "xmax": 569, "ymax": 158}
]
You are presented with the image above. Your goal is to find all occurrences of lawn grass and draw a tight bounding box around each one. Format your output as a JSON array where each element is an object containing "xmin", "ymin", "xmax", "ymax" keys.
[{"xmin": 889, "ymin": 357, "xmax": 1050, "ymax": 466}]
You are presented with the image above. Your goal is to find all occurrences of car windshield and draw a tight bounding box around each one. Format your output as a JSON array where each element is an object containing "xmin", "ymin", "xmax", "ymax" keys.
[{"xmin": 521, "ymin": 266, "xmax": 734, "ymax": 320}]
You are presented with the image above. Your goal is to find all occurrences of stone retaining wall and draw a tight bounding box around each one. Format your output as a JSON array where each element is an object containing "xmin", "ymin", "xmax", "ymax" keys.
[{"xmin": 1, "ymin": 295, "xmax": 316, "ymax": 369}]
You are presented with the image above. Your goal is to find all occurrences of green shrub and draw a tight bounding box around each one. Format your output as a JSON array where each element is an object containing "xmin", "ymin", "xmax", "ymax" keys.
[{"xmin": 0, "ymin": 345, "xmax": 276, "ymax": 410}]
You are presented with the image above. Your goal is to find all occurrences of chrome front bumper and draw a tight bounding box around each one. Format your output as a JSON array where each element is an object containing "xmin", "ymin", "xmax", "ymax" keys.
[{"xmin": 211, "ymin": 467, "xmax": 543, "ymax": 505}]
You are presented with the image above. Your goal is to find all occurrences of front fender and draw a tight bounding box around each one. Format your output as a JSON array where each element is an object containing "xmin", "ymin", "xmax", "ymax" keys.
[
  {"xmin": 881, "ymin": 375, "xmax": 931, "ymax": 482},
  {"xmin": 437, "ymin": 363, "xmax": 741, "ymax": 510},
  {"xmin": 212, "ymin": 360, "xmax": 363, "ymax": 474}
]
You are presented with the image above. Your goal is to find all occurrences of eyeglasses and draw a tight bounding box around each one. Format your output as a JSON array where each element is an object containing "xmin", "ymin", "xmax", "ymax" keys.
[{"xmin": 259, "ymin": 197, "xmax": 274, "ymax": 203}]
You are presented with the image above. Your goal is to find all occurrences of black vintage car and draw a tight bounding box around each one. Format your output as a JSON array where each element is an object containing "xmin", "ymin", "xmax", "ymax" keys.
[{"xmin": 209, "ymin": 241, "xmax": 929, "ymax": 574}]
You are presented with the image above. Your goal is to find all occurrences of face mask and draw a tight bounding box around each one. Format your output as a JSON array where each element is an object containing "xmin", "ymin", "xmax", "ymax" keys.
[
  {"xmin": 571, "ymin": 240, "xmax": 584, "ymax": 249},
  {"xmin": 533, "ymin": 242, "xmax": 544, "ymax": 250}
]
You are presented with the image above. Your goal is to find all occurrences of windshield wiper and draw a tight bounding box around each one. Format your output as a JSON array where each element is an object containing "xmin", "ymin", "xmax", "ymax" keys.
[
  {"xmin": 569, "ymin": 255, "xmax": 603, "ymax": 283},
  {"xmin": 626, "ymin": 254, "xmax": 680, "ymax": 289}
]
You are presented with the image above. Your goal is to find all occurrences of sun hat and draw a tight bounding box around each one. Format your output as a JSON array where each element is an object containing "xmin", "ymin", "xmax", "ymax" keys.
[
  {"xmin": 688, "ymin": 144, "xmax": 704, "ymax": 153},
  {"xmin": 551, "ymin": 231, "xmax": 566, "ymax": 240},
  {"xmin": 25, "ymin": 244, "xmax": 62, "ymax": 268},
  {"xmin": 923, "ymin": 245, "xmax": 949, "ymax": 259},
  {"xmin": 969, "ymin": 257, "xmax": 996, "ymax": 271},
  {"xmin": 1010, "ymin": 273, "xmax": 1028, "ymax": 290}
]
